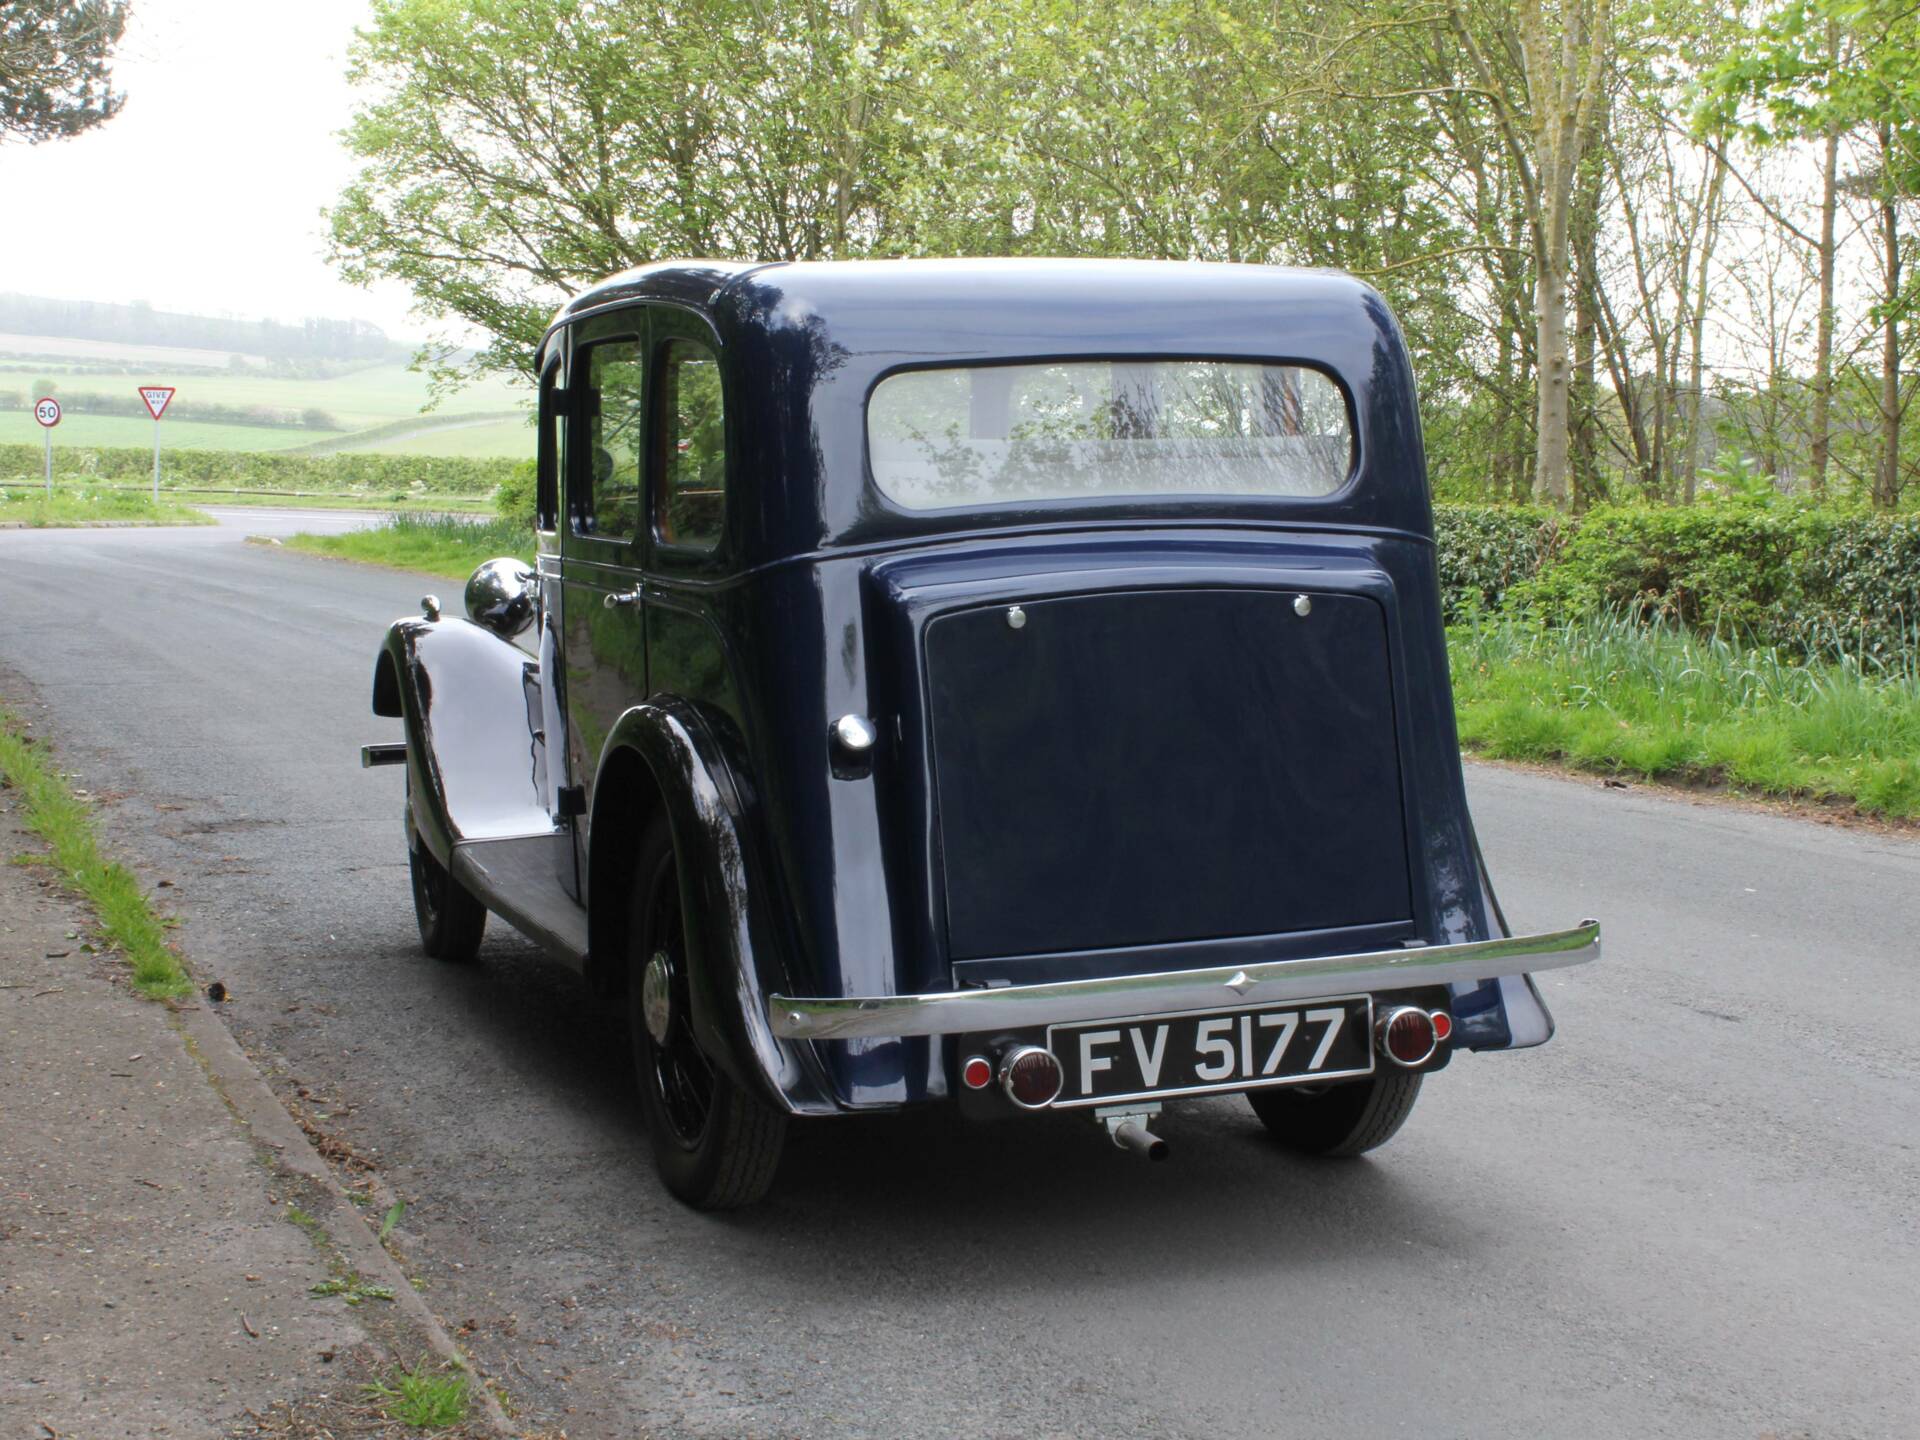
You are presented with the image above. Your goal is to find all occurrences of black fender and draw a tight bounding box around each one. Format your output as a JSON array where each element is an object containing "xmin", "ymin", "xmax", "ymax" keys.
[
  {"xmin": 372, "ymin": 617, "xmax": 549, "ymax": 865},
  {"xmin": 594, "ymin": 699, "xmax": 839, "ymax": 1116}
]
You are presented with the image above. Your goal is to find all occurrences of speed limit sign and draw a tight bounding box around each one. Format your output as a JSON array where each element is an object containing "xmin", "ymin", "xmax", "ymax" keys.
[{"xmin": 34, "ymin": 396, "xmax": 61, "ymax": 427}]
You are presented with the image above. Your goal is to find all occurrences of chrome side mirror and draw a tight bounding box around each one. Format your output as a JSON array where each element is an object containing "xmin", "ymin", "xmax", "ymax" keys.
[{"xmin": 465, "ymin": 557, "xmax": 537, "ymax": 639}]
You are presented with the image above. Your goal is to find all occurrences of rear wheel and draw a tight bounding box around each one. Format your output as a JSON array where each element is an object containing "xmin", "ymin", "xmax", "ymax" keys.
[
  {"xmin": 407, "ymin": 813, "xmax": 486, "ymax": 962},
  {"xmin": 1247, "ymin": 1071, "xmax": 1423, "ymax": 1157},
  {"xmin": 628, "ymin": 814, "xmax": 786, "ymax": 1209}
]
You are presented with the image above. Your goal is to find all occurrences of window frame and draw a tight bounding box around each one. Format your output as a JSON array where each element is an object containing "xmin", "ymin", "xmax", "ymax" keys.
[
  {"xmin": 534, "ymin": 348, "xmax": 564, "ymax": 535},
  {"xmin": 646, "ymin": 308, "xmax": 732, "ymax": 573},
  {"xmin": 564, "ymin": 312, "xmax": 648, "ymax": 556}
]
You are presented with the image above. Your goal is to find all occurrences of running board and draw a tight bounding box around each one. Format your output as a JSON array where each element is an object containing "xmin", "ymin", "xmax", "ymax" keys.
[{"xmin": 451, "ymin": 833, "xmax": 588, "ymax": 969}]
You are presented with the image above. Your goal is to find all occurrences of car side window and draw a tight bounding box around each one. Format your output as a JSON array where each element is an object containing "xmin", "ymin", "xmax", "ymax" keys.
[
  {"xmin": 575, "ymin": 338, "xmax": 644, "ymax": 541},
  {"xmin": 655, "ymin": 339, "xmax": 725, "ymax": 551}
]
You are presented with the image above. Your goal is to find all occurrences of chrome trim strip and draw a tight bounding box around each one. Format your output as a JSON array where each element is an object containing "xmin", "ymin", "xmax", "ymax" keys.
[{"xmin": 768, "ymin": 921, "xmax": 1599, "ymax": 1041}]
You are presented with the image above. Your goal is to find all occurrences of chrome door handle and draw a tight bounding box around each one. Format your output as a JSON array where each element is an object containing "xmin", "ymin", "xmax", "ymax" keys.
[{"xmin": 603, "ymin": 588, "xmax": 641, "ymax": 610}]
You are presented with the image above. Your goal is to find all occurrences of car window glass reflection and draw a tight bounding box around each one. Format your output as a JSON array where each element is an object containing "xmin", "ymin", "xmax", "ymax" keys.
[
  {"xmin": 580, "ymin": 340, "xmax": 644, "ymax": 540},
  {"xmin": 869, "ymin": 359, "xmax": 1352, "ymax": 510},
  {"xmin": 658, "ymin": 341, "xmax": 725, "ymax": 550}
]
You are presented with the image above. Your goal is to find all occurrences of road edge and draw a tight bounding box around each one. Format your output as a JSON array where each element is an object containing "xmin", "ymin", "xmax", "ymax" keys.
[{"xmin": 172, "ymin": 998, "xmax": 518, "ymax": 1436}]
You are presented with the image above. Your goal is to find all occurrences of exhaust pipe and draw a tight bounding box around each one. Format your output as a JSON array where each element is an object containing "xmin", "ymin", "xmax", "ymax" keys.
[{"xmin": 1100, "ymin": 1110, "xmax": 1169, "ymax": 1161}]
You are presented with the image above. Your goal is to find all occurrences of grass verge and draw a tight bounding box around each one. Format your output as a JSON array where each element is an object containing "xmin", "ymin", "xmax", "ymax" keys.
[
  {"xmin": 0, "ymin": 708, "xmax": 193, "ymax": 998},
  {"xmin": 283, "ymin": 511, "xmax": 533, "ymax": 580},
  {"xmin": 1451, "ymin": 612, "xmax": 1920, "ymax": 821},
  {"xmin": 0, "ymin": 486, "xmax": 213, "ymax": 527},
  {"xmin": 178, "ymin": 489, "xmax": 494, "ymax": 514},
  {"xmin": 364, "ymin": 1361, "xmax": 472, "ymax": 1429}
]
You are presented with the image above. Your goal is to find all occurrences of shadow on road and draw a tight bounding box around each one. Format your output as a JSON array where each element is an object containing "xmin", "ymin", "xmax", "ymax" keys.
[{"xmin": 384, "ymin": 929, "xmax": 1469, "ymax": 1304}]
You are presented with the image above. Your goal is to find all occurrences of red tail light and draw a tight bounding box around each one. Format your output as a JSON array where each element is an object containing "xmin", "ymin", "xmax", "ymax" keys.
[
  {"xmin": 999, "ymin": 1046, "xmax": 1064, "ymax": 1109},
  {"xmin": 1378, "ymin": 1006, "xmax": 1438, "ymax": 1067},
  {"xmin": 961, "ymin": 1055, "xmax": 994, "ymax": 1090}
]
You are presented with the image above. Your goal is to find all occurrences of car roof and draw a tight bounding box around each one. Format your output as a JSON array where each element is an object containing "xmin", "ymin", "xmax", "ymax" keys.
[{"xmin": 542, "ymin": 257, "xmax": 1379, "ymax": 359}]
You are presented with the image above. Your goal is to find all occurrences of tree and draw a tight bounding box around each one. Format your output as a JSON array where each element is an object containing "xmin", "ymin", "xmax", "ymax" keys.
[
  {"xmin": 330, "ymin": 0, "xmax": 919, "ymax": 378},
  {"xmin": 1446, "ymin": 0, "xmax": 1618, "ymax": 509},
  {"xmin": 0, "ymin": 0, "xmax": 128, "ymax": 144},
  {"xmin": 1704, "ymin": 0, "xmax": 1920, "ymax": 507}
]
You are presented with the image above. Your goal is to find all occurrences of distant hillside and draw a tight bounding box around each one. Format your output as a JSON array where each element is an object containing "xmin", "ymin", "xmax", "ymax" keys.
[{"xmin": 0, "ymin": 293, "xmax": 406, "ymax": 366}]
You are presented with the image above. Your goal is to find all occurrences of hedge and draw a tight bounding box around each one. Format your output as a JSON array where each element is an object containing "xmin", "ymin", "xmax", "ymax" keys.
[
  {"xmin": 0, "ymin": 442, "xmax": 516, "ymax": 495},
  {"xmin": 1432, "ymin": 504, "xmax": 1565, "ymax": 621},
  {"xmin": 1434, "ymin": 502, "xmax": 1920, "ymax": 662}
]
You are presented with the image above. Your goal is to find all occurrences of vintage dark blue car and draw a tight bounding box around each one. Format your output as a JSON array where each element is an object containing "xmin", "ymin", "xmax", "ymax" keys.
[{"xmin": 364, "ymin": 259, "xmax": 1599, "ymax": 1208}]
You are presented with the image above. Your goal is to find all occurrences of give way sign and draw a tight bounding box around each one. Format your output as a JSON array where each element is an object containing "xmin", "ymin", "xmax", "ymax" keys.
[{"xmin": 139, "ymin": 386, "xmax": 176, "ymax": 420}]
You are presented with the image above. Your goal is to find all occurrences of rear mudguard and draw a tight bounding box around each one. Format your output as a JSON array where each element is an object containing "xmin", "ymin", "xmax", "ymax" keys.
[
  {"xmin": 371, "ymin": 616, "xmax": 550, "ymax": 865},
  {"xmin": 1448, "ymin": 820, "xmax": 1556, "ymax": 1050},
  {"xmin": 597, "ymin": 701, "xmax": 840, "ymax": 1116}
]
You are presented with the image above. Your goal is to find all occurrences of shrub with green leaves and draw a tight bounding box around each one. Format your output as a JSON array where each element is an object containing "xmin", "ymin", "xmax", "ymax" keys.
[
  {"xmin": 493, "ymin": 457, "xmax": 537, "ymax": 528},
  {"xmin": 1509, "ymin": 505, "xmax": 1805, "ymax": 636},
  {"xmin": 1432, "ymin": 504, "xmax": 1564, "ymax": 621}
]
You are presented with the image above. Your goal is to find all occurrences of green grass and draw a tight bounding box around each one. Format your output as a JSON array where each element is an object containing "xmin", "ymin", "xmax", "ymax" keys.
[
  {"xmin": 310, "ymin": 1272, "xmax": 396, "ymax": 1306},
  {"xmin": 0, "ymin": 710, "xmax": 193, "ymax": 999},
  {"xmin": 364, "ymin": 1362, "xmax": 472, "ymax": 1430},
  {"xmin": 283, "ymin": 511, "xmax": 534, "ymax": 580},
  {"xmin": 7, "ymin": 360, "xmax": 533, "ymax": 457},
  {"xmin": 174, "ymin": 489, "xmax": 492, "ymax": 513},
  {"xmin": 0, "ymin": 484, "xmax": 214, "ymax": 527},
  {"xmin": 325, "ymin": 414, "xmax": 534, "ymax": 458},
  {"xmin": 2, "ymin": 414, "xmax": 331, "ymax": 451},
  {"xmin": 1451, "ymin": 612, "xmax": 1920, "ymax": 820}
]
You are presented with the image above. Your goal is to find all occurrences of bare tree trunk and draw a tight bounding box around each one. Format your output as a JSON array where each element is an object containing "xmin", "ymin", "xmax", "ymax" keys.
[
  {"xmin": 1682, "ymin": 148, "xmax": 1729, "ymax": 503},
  {"xmin": 1810, "ymin": 23, "xmax": 1841, "ymax": 496},
  {"xmin": 1535, "ymin": 255, "xmax": 1572, "ymax": 506},
  {"xmin": 1516, "ymin": 0, "xmax": 1612, "ymax": 508},
  {"xmin": 1570, "ymin": 113, "xmax": 1607, "ymax": 507},
  {"xmin": 1878, "ymin": 136, "xmax": 1902, "ymax": 509}
]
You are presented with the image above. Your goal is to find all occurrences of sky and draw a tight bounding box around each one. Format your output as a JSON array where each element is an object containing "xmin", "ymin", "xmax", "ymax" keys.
[{"xmin": 3, "ymin": 0, "xmax": 434, "ymax": 339}]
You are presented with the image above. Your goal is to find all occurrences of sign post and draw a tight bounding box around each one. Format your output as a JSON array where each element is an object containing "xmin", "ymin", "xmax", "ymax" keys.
[
  {"xmin": 138, "ymin": 387, "xmax": 176, "ymax": 503},
  {"xmin": 34, "ymin": 397, "xmax": 61, "ymax": 497}
]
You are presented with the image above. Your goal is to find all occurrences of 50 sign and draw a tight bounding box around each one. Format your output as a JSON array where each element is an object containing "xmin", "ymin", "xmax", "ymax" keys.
[{"xmin": 34, "ymin": 396, "xmax": 61, "ymax": 496}]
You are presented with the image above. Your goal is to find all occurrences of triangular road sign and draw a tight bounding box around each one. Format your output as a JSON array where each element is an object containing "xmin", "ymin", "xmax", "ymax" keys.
[{"xmin": 139, "ymin": 386, "xmax": 176, "ymax": 420}]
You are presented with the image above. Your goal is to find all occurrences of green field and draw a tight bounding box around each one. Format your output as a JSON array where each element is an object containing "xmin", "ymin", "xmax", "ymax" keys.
[
  {"xmin": 2, "ymin": 355, "xmax": 533, "ymax": 459},
  {"xmin": 3, "ymin": 413, "xmax": 324, "ymax": 451}
]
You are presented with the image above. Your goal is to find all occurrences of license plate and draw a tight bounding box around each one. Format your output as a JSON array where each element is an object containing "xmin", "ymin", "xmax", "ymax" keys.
[{"xmin": 1047, "ymin": 995, "xmax": 1374, "ymax": 1108}]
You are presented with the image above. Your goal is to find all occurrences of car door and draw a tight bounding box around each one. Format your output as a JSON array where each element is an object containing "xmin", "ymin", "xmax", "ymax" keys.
[
  {"xmin": 531, "ymin": 341, "xmax": 580, "ymax": 896},
  {"xmin": 559, "ymin": 308, "xmax": 651, "ymax": 880},
  {"xmin": 640, "ymin": 311, "xmax": 737, "ymax": 717}
]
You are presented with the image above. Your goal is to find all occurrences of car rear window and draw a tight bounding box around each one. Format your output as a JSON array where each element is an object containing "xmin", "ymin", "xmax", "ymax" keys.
[{"xmin": 868, "ymin": 359, "xmax": 1352, "ymax": 510}]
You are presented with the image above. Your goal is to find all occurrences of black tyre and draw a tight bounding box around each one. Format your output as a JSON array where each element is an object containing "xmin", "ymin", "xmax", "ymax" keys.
[
  {"xmin": 628, "ymin": 814, "xmax": 786, "ymax": 1209},
  {"xmin": 1247, "ymin": 1071, "xmax": 1423, "ymax": 1157},
  {"xmin": 407, "ymin": 814, "xmax": 487, "ymax": 962}
]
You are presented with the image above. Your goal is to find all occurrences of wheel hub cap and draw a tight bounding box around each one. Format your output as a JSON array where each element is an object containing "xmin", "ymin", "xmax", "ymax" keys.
[{"xmin": 641, "ymin": 950, "xmax": 674, "ymax": 1046}]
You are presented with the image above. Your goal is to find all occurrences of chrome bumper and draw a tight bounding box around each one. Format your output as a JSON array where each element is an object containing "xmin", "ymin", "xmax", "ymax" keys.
[{"xmin": 769, "ymin": 921, "xmax": 1599, "ymax": 1041}]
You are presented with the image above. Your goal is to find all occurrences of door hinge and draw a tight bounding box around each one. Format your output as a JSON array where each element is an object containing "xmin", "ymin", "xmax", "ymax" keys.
[{"xmin": 556, "ymin": 785, "xmax": 586, "ymax": 819}]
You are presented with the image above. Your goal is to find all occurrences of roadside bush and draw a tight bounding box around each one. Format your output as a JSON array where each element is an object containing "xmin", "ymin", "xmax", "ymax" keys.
[
  {"xmin": 1500, "ymin": 504, "xmax": 1920, "ymax": 662},
  {"xmin": 1510, "ymin": 505, "xmax": 1804, "ymax": 636},
  {"xmin": 1432, "ymin": 504, "xmax": 1563, "ymax": 620},
  {"xmin": 1783, "ymin": 513, "xmax": 1920, "ymax": 662},
  {"xmin": 493, "ymin": 457, "xmax": 537, "ymax": 528}
]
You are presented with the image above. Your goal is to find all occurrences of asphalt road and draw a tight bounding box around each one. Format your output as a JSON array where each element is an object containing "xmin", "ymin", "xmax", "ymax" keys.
[{"xmin": 1, "ymin": 518, "xmax": 1914, "ymax": 1439}]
